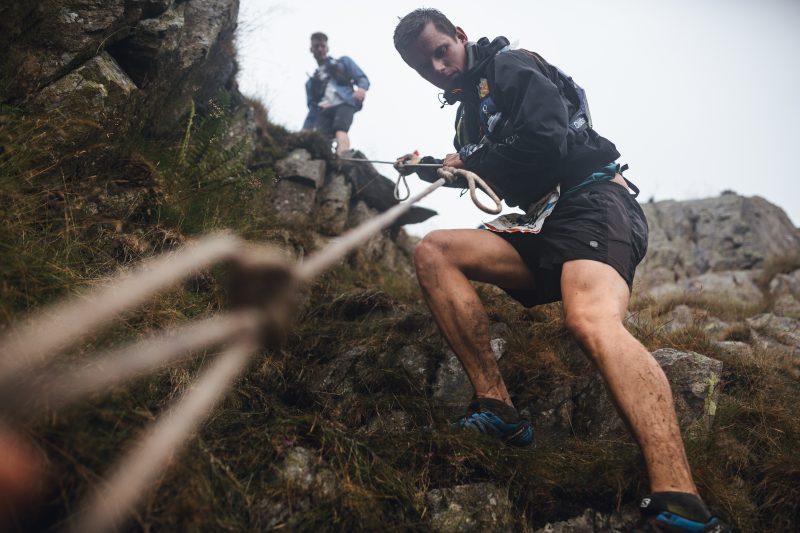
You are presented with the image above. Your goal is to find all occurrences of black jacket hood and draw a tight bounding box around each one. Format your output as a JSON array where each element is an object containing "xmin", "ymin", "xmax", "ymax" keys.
[{"xmin": 443, "ymin": 36, "xmax": 510, "ymax": 105}]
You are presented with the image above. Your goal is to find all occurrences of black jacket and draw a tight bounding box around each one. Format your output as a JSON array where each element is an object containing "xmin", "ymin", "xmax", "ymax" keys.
[{"xmin": 419, "ymin": 38, "xmax": 620, "ymax": 208}]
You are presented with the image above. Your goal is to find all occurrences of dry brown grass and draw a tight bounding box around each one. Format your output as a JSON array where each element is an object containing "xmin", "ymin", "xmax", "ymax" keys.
[{"xmin": 2, "ymin": 101, "xmax": 799, "ymax": 532}]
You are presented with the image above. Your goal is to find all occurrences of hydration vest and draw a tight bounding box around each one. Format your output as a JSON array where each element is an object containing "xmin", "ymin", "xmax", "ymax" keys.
[
  {"xmin": 551, "ymin": 63, "xmax": 593, "ymax": 132},
  {"xmin": 450, "ymin": 41, "xmax": 594, "ymax": 145}
]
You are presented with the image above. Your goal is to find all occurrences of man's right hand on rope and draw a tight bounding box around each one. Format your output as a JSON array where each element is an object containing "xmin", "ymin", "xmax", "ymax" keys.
[
  {"xmin": 442, "ymin": 152, "xmax": 465, "ymax": 170},
  {"xmin": 394, "ymin": 150, "xmax": 421, "ymax": 175}
]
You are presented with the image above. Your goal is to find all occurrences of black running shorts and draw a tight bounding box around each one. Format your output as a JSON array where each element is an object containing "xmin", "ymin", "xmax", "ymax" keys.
[
  {"xmin": 489, "ymin": 180, "xmax": 649, "ymax": 307},
  {"xmin": 316, "ymin": 104, "xmax": 355, "ymax": 136}
]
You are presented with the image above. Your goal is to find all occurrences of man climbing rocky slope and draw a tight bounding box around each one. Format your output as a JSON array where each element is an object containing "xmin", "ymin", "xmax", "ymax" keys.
[{"xmin": 1, "ymin": 1, "xmax": 799, "ymax": 531}]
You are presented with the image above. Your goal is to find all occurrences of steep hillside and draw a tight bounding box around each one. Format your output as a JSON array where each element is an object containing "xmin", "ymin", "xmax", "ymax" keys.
[{"xmin": 1, "ymin": 2, "xmax": 800, "ymax": 532}]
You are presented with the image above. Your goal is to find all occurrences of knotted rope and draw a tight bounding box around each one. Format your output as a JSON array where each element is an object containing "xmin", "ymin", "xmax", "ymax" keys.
[
  {"xmin": 435, "ymin": 166, "xmax": 502, "ymax": 215},
  {"xmin": 336, "ymin": 156, "xmax": 503, "ymax": 215}
]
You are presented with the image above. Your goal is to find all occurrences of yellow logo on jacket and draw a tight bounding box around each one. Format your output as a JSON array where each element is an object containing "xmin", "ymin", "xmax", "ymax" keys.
[{"xmin": 479, "ymin": 78, "xmax": 490, "ymax": 98}]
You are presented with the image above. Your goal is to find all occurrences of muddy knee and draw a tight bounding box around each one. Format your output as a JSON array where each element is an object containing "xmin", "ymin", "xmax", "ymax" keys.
[
  {"xmin": 564, "ymin": 310, "xmax": 609, "ymax": 358},
  {"xmin": 413, "ymin": 231, "xmax": 452, "ymax": 286}
]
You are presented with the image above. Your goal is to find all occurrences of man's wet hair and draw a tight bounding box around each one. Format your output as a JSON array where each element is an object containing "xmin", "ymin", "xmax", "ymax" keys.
[
  {"xmin": 393, "ymin": 8, "xmax": 456, "ymax": 52},
  {"xmin": 310, "ymin": 32, "xmax": 328, "ymax": 42}
]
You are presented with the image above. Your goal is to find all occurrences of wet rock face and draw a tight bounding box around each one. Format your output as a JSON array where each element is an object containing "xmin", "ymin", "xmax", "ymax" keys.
[{"xmin": 106, "ymin": 3, "xmax": 186, "ymax": 87}]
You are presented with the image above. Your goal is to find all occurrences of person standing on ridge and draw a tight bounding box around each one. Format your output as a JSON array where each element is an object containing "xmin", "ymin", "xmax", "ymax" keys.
[
  {"xmin": 303, "ymin": 32, "xmax": 370, "ymax": 155},
  {"xmin": 392, "ymin": 8, "xmax": 730, "ymax": 533}
]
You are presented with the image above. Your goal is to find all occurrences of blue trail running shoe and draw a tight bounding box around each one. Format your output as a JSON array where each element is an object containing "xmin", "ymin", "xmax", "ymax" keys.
[
  {"xmin": 631, "ymin": 492, "xmax": 731, "ymax": 532},
  {"xmin": 456, "ymin": 397, "xmax": 533, "ymax": 448}
]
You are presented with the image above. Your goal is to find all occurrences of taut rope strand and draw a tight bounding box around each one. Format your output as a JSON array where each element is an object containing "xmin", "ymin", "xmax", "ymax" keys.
[
  {"xmin": 337, "ymin": 156, "xmax": 502, "ymax": 213},
  {"xmin": 0, "ymin": 234, "xmax": 244, "ymax": 383},
  {"xmin": 0, "ymin": 162, "xmax": 499, "ymax": 532},
  {"xmin": 3, "ymin": 312, "xmax": 258, "ymax": 416},
  {"xmin": 297, "ymin": 178, "xmax": 446, "ymax": 282},
  {"xmin": 336, "ymin": 156, "xmax": 442, "ymax": 167},
  {"xmin": 75, "ymin": 340, "xmax": 259, "ymax": 533}
]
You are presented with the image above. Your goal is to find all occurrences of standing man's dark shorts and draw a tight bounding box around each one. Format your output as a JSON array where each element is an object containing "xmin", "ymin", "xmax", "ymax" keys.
[
  {"xmin": 316, "ymin": 104, "xmax": 356, "ymax": 136},
  {"xmin": 487, "ymin": 179, "xmax": 649, "ymax": 307}
]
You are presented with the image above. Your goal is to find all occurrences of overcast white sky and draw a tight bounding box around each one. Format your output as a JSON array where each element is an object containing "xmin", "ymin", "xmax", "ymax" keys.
[{"xmin": 237, "ymin": 0, "xmax": 800, "ymax": 237}]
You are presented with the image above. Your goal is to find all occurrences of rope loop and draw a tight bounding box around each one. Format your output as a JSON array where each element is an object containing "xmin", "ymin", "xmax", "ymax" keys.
[
  {"xmin": 436, "ymin": 167, "xmax": 503, "ymax": 215},
  {"xmin": 393, "ymin": 172, "xmax": 410, "ymax": 201}
]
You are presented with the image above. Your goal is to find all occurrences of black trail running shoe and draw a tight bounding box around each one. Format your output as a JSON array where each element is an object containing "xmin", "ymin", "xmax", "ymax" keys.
[{"xmin": 631, "ymin": 492, "xmax": 731, "ymax": 532}]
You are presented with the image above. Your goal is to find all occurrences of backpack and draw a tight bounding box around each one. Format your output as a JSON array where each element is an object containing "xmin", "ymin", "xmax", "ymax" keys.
[
  {"xmin": 462, "ymin": 46, "xmax": 594, "ymax": 144},
  {"xmin": 523, "ymin": 50, "xmax": 593, "ymax": 133},
  {"xmin": 309, "ymin": 57, "xmax": 352, "ymax": 104}
]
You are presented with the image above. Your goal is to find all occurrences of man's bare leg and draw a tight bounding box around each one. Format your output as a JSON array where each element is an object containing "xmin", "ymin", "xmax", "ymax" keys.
[
  {"xmin": 561, "ymin": 259, "xmax": 697, "ymax": 494},
  {"xmin": 334, "ymin": 131, "xmax": 350, "ymax": 154},
  {"xmin": 414, "ymin": 229, "xmax": 535, "ymax": 407}
]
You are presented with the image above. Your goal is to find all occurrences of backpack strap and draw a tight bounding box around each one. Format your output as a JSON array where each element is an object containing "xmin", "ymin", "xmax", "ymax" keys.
[
  {"xmin": 325, "ymin": 57, "xmax": 353, "ymax": 86},
  {"xmin": 618, "ymin": 164, "xmax": 640, "ymax": 198},
  {"xmin": 552, "ymin": 64, "xmax": 593, "ymax": 132}
]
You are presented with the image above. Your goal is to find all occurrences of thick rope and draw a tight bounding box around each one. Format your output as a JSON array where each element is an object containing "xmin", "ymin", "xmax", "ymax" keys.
[
  {"xmin": 337, "ymin": 156, "xmax": 502, "ymax": 213},
  {"xmin": 2, "ymin": 312, "xmax": 259, "ymax": 416},
  {"xmin": 436, "ymin": 167, "xmax": 502, "ymax": 215},
  {"xmin": 336, "ymin": 156, "xmax": 442, "ymax": 167},
  {"xmin": 74, "ymin": 340, "xmax": 259, "ymax": 533},
  {"xmin": 297, "ymin": 178, "xmax": 446, "ymax": 281},
  {"xmin": 0, "ymin": 159, "xmax": 501, "ymax": 533},
  {"xmin": 0, "ymin": 234, "xmax": 244, "ymax": 383}
]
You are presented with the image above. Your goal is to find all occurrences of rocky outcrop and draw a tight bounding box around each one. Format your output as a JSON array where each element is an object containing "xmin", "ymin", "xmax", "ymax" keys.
[
  {"xmin": 1, "ymin": 0, "xmax": 240, "ymax": 134},
  {"xmin": 426, "ymin": 483, "xmax": 513, "ymax": 533},
  {"xmin": 638, "ymin": 193, "xmax": 800, "ymax": 300},
  {"xmin": 267, "ymin": 148, "xmax": 434, "ymax": 267},
  {"xmin": 32, "ymin": 52, "xmax": 137, "ymax": 120},
  {"xmin": 646, "ymin": 270, "xmax": 763, "ymax": 303},
  {"xmin": 531, "ymin": 347, "xmax": 724, "ymax": 440},
  {"xmin": 251, "ymin": 446, "xmax": 338, "ymax": 530},
  {"xmin": 211, "ymin": 144, "xmax": 433, "ymax": 311},
  {"xmin": 769, "ymin": 269, "xmax": 800, "ymax": 318},
  {"xmin": 1, "ymin": 0, "xmax": 133, "ymax": 101},
  {"xmin": 316, "ymin": 173, "xmax": 352, "ymax": 235},
  {"xmin": 747, "ymin": 313, "xmax": 800, "ymax": 357},
  {"xmin": 433, "ymin": 323, "xmax": 510, "ymax": 416},
  {"xmin": 340, "ymin": 151, "xmax": 437, "ymax": 227},
  {"xmin": 534, "ymin": 507, "xmax": 639, "ymax": 533}
]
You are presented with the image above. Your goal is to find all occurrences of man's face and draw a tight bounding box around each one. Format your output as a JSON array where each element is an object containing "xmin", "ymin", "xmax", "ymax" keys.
[
  {"xmin": 400, "ymin": 22, "xmax": 468, "ymax": 90},
  {"xmin": 310, "ymin": 38, "xmax": 328, "ymax": 62}
]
